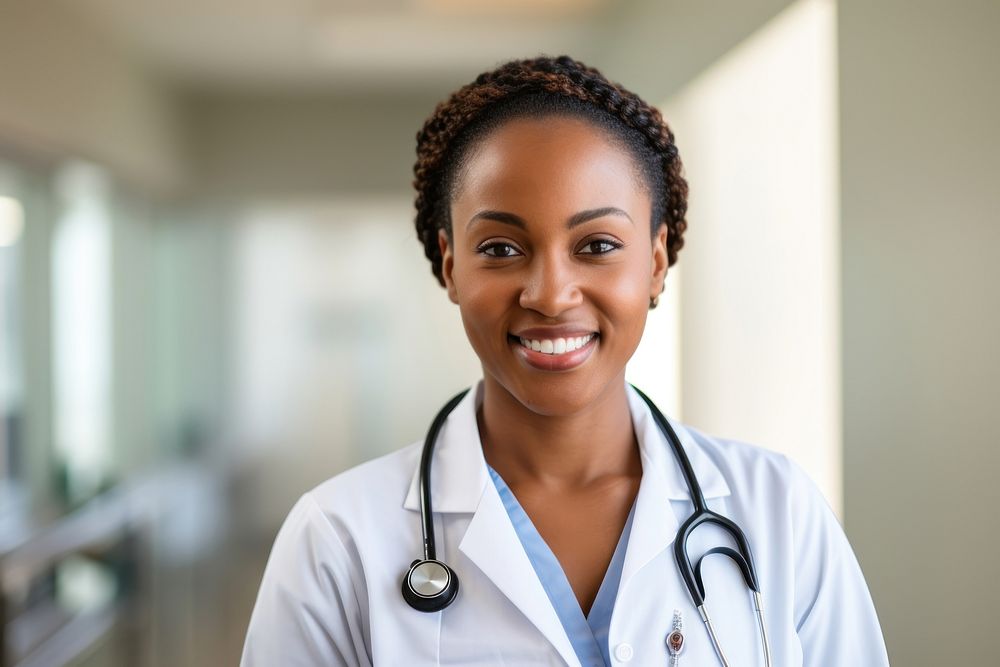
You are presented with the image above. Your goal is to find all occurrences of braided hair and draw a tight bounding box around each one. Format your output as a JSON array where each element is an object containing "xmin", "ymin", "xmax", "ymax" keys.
[{"xmin": 412, "ymin": 54, "xmax": 689, "ymax": 287}]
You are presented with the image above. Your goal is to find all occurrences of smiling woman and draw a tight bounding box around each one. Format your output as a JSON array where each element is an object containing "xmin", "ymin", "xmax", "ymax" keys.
[
  {"xmin": 241, "ymin": 55, "xmax": 889, "ymax": 667},
  {"xmin": 441, "ymin": 113, "xmax": 665, "ymax": 415}
]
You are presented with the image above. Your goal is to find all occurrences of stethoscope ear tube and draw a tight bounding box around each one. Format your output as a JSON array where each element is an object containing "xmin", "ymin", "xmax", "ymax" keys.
[
  {"xmin": 694, "ymin": 547, "xmax": 757, "ymax": 600},
  {"xmin": 674, "ymin": 512, "xmax": 762, "ymax": 604}
]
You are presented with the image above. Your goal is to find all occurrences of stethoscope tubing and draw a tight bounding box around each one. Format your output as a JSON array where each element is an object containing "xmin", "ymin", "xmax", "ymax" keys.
[
  {"xmin": 409, "ymin": 385, "xmax": 772, "ymax": 666},
  {"xmin": 417, "ymin": 388, "xmax": 470, "ymax": 561},
  {"xmin": 631, "ymin": 385, "xmax": 771, "ymax": 666}
]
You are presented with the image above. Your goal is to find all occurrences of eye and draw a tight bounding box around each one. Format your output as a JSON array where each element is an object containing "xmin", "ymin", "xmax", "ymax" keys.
[
  {"xmin": 478, "ymin": 241, "xmax": 523, "ymax": 258},
  {"xmin": 578, "ymin": 239, "xmax": 623, "ymax": 255}
]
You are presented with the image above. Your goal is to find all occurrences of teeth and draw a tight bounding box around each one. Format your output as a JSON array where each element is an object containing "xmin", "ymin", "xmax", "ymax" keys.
[{"xmin": 517, "ymin": 334, "xmax": 595, "ymax": 355}]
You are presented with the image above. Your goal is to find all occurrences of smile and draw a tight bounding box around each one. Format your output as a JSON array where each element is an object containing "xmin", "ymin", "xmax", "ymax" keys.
[{"xmin": 517, "ymin": 334, "xmax": 595, "ymax": 355}]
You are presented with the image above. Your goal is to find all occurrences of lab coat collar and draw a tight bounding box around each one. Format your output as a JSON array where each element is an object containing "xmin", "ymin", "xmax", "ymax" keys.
[
  {"xmin": 625, "ymin": 384, "xmax": 732, "ymax": 502},
  {"xmin": 401, "ymin": 379, "xmax": 731, "ymax": 513},
  {"xmin": 618, "ymin": 383, "xmax": 732, "ymax": 590},
  {"xmin": 402, "ymin": 382, "xmax": 490, "ymax": 514}
]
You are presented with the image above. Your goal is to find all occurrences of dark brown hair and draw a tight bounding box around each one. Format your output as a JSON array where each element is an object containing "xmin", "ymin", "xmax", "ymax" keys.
[{"xmin": 412, "ymin": 54, "xmax": 689, "ymax": 287}]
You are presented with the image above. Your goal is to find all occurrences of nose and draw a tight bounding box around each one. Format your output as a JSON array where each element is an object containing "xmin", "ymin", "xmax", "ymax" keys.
[{"xmin": 518, "ymin": 251, "xmax": 583, "ymax": 317}]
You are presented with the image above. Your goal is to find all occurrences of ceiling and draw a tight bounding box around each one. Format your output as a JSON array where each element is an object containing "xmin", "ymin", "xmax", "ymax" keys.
[{"xmin": 67, "ymin": 0, "xmax": 619, "ymax": 92}]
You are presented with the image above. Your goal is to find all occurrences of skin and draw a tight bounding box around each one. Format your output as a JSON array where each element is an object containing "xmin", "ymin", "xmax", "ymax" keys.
[{"xmin": 437, "ymin": 114, "xmax": 669, "ymax": 615}]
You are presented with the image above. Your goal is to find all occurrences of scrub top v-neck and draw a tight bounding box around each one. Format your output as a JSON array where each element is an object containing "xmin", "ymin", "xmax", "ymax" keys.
[{"xmin": 487, "ymin": 465, "xmax": 637, "ymax": 667}]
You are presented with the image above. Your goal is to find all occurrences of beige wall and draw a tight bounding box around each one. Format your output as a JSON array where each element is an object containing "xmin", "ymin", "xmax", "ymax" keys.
[
  {"xmin": 839, "ymin": 1, "xmax": 1000, "ymax": 664},
  {"xmin": 0, "ymin": 0, "xmax": 186, "ymax": 192},
  {"xmin": 597, "ymin": 0, "xmax": 795, "ymax": 100},
  {"xmin": 185, "ymin": 91, "xmax": 445, "ymax": 199}
]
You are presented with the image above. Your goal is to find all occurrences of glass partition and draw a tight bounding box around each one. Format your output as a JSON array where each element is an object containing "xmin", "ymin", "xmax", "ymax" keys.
[{"xmin": 0, "ymin": 171, "xmax": 25, "ymax": 491}]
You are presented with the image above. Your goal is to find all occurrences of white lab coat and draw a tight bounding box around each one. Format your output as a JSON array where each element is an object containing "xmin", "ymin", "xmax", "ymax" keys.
[{"xmin": 241, "ymin": 381, "xmax": 889, "ymax": 666}]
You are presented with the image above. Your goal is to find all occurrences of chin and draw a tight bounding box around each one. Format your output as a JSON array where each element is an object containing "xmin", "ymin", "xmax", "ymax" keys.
[{"xmin": 489, "ymin": 369, "xmax": 617, "ymax": 418}]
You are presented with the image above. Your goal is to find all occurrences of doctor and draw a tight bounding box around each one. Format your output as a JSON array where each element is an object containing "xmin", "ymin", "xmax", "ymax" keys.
[{"xmin": 241, "ymin": 55, "xmax": 890, "ymax": 666}]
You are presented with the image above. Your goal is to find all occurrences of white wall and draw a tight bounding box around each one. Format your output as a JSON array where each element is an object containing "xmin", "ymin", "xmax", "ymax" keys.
[
  {"xmin": 225, "ymin": 198, "xmax": 482, "ymax": 527},
  {"xmin": 663, "ymin": 0, "xmax": 842, "ymax": 511},
  {"xmin": 839, "ymin": 1, "xmax": 1000, "ymax": 663},
  {"xmin": 627, "ymin": 268, "xmax": 683, "ymax": 419}
]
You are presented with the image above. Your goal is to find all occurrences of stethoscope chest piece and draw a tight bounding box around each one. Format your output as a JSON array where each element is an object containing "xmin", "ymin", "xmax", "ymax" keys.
[{"xmin": 402, "ymin": 558, "xmax": 460, "ymax": 612}]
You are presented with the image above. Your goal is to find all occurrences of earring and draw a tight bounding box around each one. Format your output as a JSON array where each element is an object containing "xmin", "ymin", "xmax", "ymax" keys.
[{"xmin": 649, "ymin": 295, "xmax": 659, "ymax": 310}]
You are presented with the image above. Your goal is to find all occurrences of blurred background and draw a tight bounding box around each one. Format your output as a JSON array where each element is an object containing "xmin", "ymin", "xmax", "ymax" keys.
[{"xmin": 0, "ymin": 0, "xmax": 997, "ymax": 664}]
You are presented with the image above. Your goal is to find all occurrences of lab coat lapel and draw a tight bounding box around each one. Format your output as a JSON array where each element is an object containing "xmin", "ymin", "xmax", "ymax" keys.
[
  {"xmin": 619, "ymin": 389, "xmax": 681, "ymax": 590},
  {"xmin": 619, "ymin": 385, "xmax": 732, "ymax": 590},
  {"xmin": 459, "ymin": 482, "xmax": 583, "ymax": 667},
  {"xmin": 402, "ymin": 383, "xmax": 581, "ymax": 667}
]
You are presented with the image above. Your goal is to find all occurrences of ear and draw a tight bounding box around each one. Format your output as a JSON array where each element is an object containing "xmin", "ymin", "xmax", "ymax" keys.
[
  {"xmin": 650, "ymin": 224, "xmax": 669, "ymax": 300},
  {"xmin": 438, "ymin": 228, "xmax": 459, "ymax": 304}
]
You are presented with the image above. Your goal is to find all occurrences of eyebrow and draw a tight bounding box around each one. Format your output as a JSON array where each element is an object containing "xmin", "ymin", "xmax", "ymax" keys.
[{"xmin": 466, "ymin": 206, "xmax": 633, "ymax": 230}]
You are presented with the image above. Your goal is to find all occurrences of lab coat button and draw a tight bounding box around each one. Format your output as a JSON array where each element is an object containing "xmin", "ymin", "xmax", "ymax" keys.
[{"xmin": 613, "ymin": 643, "xmax": 634, "ymax": 662}]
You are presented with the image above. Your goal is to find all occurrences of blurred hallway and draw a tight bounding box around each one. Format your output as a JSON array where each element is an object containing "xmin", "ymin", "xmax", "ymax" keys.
[{"xmin": 1, "ymin": 1, "xmax": 998, "ymax": 665}]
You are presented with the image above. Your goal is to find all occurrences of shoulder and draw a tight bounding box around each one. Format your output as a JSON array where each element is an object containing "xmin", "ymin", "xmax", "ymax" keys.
[
  {"xmin": 299, "ymin": 441, "xmax": 422, "ymax": 536},
  {"xmin": 254, "ymin": 441, "xmax": 423, "ymax": 601},
  {"xmin": 677, "ymin": 423, "xmax": 841, "ymax": 544},
  {"xmin": 309, "ymin": 441, "xmax": 421, "ymax": 504},
  {"xmin": 242, "ymin": 449, "xmax": 424, "ymax": 667},
  {"xmin": 681, "ymin": 423, "xmax": 812, "ymax": 500},
  {"xmin": 672, "ymin": 434, "xmax": 890, "ymax": 662}
]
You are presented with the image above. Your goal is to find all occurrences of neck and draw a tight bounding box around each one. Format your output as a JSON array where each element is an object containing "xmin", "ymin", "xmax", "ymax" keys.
[{"xmin": 477, "ymin": 373, "xmax": 641, "ymax": 490}]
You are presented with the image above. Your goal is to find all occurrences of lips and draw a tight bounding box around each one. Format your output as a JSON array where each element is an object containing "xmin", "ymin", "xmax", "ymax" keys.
[{"xmin": 507, "ymin": 330, "xmax": 599, "ymax": 371}]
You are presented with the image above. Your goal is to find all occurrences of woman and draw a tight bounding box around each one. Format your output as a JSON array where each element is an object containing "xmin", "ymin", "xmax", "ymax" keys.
[{"xmin": 242, "ymin": 55, "xmax": 889, "ymax": 666}]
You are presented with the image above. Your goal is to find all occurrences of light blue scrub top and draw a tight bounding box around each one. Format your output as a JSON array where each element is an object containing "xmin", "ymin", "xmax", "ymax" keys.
[{"xmin": 487, "ymin": 465, "xmax": 637, "ymax": 667}]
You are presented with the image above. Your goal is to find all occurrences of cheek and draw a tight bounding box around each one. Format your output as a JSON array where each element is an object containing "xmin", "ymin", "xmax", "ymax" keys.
[
  {"xmin": 600, "ymin": 269, "xmax": 648, "ymax": 303},
  {"xmin": 453, "ymin": 267, "xmax": 515, "ymax": 341},
  {"xmin": 591, "ymin": 262, "xmax": 651, "ymax": 338}
]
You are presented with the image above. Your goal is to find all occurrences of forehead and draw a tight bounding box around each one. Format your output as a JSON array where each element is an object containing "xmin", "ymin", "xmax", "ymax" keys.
[{"xmin": 452, "ymin": 115, "xmax": 646, "ymax": 216}]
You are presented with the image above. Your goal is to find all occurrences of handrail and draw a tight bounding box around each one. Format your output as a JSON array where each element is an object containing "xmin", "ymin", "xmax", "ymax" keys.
[{"xmin": 0, "ymin": 486, "xmax": 149, "ymax": 667}]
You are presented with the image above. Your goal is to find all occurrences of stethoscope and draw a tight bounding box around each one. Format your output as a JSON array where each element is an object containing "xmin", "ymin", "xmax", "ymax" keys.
[{"xmin": 401, "ymin": 386, "xmax": 772, "ymax": 667}]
